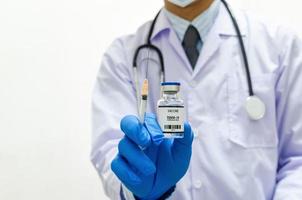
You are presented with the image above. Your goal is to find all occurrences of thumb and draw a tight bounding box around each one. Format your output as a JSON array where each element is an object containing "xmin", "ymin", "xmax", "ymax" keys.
[{"xmin": 171, "ymin": 122, "xmax": 194, "ymax": 160}]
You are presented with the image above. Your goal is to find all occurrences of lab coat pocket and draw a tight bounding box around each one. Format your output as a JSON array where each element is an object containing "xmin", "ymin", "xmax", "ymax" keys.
[{"xmin": 227, "ymin": 72, "xmax": 278, "ymax": 148}]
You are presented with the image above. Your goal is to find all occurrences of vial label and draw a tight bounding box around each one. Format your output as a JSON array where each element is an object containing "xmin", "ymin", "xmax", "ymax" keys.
[{"xmin": 157, "ymin": 106, "xmax": 185, "ymax": 133}]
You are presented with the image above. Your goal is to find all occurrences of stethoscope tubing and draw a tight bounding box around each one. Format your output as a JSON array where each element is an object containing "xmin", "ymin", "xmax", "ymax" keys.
[
  {"xmin": 220, "ymin": 0, "xmax": 254, "ymax": 96},
  {"xmin": 133, "ymin": 0, "xmax": 254, "ymax": 98}
]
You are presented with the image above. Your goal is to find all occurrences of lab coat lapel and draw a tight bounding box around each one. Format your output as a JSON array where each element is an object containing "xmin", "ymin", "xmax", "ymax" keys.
[
  {"xmin": 150, "ymin": 10, "xmax": 194, "ymax": 74},
  {"xmin": 168, "ymin": 29, "xmax": 194, "ymax": 73},
  {"xmin": 192, "ymin": 26, "xmax": 222, "ymax": 78},
  {"xmin": 192, "ymin": 3, "xmax": 247, "ymax": 78}
]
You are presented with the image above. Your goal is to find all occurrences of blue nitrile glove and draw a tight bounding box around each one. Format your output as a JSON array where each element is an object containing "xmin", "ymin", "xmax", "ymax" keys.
[{"xmin": 111, "ymin": 113, "xmax": 194, "ymax": 199}]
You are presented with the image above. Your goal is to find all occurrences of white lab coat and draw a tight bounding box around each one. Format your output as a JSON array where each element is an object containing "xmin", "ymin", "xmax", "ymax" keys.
[{"xmin": 91, "ymin": 3, "xmax": 302, "ymax": 200}]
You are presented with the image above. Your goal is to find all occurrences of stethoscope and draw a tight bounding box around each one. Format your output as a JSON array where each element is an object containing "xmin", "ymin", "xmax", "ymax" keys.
[{"xmin": 133, "ymin": 0, "xmax": 266, "ymax": 121}]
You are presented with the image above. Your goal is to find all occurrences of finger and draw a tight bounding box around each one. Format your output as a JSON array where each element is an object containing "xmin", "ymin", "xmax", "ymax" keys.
[
  {"xmin": 171, "ymin": 122, "xmax": 194, "ymax": 159},
  {"xmin": 111, "ymin": 154, "xmax": 142, "ymax": 186},
  {"xmin": 144, "ymin": 113, "xmax": 164, "ymax": 146},
  {"xmin": 118, "ymin": 137, "xmax": 156, "ymax": 176},
  {"xmin": 120, "ymin": 115, "xmax": 151, "ymax": 148}
]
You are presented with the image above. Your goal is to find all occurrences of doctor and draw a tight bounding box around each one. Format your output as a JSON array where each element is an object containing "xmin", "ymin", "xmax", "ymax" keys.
[{"xmin": 91, "ymin": 0, "xmax": 302, "ymax": 199}]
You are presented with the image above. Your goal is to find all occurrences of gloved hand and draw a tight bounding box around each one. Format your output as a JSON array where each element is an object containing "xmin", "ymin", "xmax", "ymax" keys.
[{"xmin": 111, "ymin": 113, "xmax": 194, "ymax": 199}]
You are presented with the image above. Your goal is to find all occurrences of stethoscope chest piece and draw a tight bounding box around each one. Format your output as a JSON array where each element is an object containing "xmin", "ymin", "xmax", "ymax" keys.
[{"xmin": 245, "ymin": 95, "xmax": 266, "ymax": 120}]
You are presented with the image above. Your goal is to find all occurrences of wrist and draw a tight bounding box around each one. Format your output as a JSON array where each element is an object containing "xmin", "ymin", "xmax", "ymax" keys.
[
  {"xmin": 134, "ymin": 185, "xmax": 176, "ymax": 200},
  {"xmin": 121, "ymin": 184, "xmax": 136, "ymax": 200}
]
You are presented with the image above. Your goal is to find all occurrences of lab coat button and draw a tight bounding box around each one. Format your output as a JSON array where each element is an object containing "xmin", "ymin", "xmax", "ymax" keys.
[
  {"xmin": 194, "ymin": 180, "xmax": 202, "ymax": 188},
  {"xmin": 190, "ymin": 80, "xmax": 197, "ymax": 88}
]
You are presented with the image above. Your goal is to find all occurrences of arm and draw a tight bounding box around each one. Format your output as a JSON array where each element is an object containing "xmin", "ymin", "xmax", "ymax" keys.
[
  {"xmin": 91, "ymin": 38, "xmax": 137, "ymax": 199},
  {"xmin": 273, "ymin": 30, "xmax": 302, "ymax": 200}
]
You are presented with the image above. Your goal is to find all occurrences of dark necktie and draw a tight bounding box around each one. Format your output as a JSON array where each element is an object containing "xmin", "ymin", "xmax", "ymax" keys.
[{"xmin": 182, "ymin": 25, "xmax": 201, "ymax": 69}]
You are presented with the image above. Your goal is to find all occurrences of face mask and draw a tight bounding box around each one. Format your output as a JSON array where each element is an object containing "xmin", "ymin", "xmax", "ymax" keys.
[{"xmin": 167, "ymin": 0, "xmax": 196, "ymax": 7}]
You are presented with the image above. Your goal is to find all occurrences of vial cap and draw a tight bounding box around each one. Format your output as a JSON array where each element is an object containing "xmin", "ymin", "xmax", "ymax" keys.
[
  {"xmin": 161, "ymin": 82, "xmax": 180, "ymax": 92},
  {"xmin": 161, "ymin": 82, "xmax": 181, "ymax": 86}
]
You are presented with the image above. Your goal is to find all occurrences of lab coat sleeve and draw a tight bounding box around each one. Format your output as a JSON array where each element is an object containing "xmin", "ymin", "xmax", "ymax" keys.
[
  {"xmin": 90, "ymin": 38, "xmax": 137, "ymax": 200},
  {"xmin": 273, "ymin": 30, "xmax": 302, "ymax": 200}
]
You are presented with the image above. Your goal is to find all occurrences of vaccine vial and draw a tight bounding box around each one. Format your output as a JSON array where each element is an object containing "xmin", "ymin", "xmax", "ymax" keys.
[{"xmin": 157, "ymin": 82, "xmax": 185, "ymax": 138}]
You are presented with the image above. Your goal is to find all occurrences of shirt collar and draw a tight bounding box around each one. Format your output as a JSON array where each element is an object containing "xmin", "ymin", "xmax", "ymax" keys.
[
  {"xmin": 163, "ymin": 0, "xmax": 221, "ymax": 41},
  {"xmin": 150, "ymin": 1, "xmax": 247, "ymax": 42}
]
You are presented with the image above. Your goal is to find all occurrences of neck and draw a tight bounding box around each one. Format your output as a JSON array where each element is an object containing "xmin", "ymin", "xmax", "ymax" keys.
[{"xmin": 164, "ymin": 0, "xmax": 214, "ymax": 21}]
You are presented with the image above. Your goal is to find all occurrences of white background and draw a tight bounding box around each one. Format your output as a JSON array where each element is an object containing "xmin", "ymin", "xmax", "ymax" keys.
[{"xmin": 0, "ymin": 0, "xmax": 301, "ymax": 199}]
